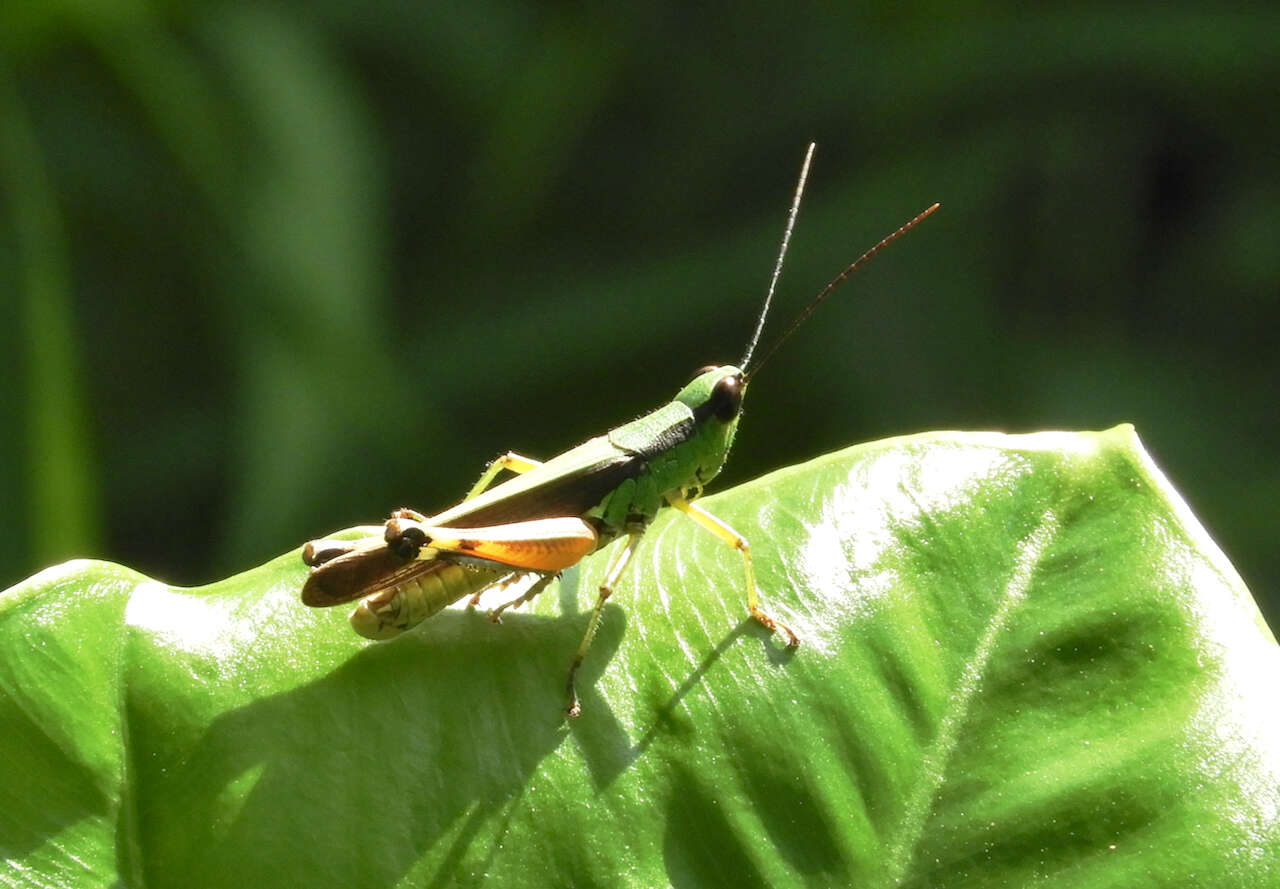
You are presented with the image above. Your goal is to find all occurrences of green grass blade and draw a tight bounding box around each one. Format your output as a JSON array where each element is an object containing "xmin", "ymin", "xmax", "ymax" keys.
[{"xmin": 0, "ymin": 74, "xmax": 101, "ymax": 566}]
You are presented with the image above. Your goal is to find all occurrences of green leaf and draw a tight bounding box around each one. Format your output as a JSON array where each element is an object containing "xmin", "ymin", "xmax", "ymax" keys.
[{"xmin": 3, "ymin": 426, "xmax": 1277, "ymax": 888}]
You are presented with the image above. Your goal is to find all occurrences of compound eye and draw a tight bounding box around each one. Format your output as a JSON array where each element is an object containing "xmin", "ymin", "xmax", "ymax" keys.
[{"xmin": 707, "ymin": 374, "xmax": 743, "ymax": 422}]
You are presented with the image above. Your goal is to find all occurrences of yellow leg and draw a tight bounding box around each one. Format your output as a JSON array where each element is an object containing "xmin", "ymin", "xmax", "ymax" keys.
[
  {"xmin": 465, "ymin": 451, "xmax": 542, "ymax": 500},
  {"xmin": 566, "ymin": 530, "xmax": 643, "ymax": 718},
  {"xmin": 467, "ymin": 571, "xmax": 521, "ymax": 607},
  {"xmin": 387, "ymin": 454, "xmax": 542, "ymax": 525},
  {"xmin": 390, "ymin": 507, "xmax": 429, "ymax": 522},
  {"xmin": 666, "ymin": 494, "xmax": 800, "ymax": 648},
  {"xmin": 388, "ymin": 453, "xmax": 544, "ymax": 550},
  {"xmin": 488, "ymin": 572, "xmax": 557, "ymax": 622}
]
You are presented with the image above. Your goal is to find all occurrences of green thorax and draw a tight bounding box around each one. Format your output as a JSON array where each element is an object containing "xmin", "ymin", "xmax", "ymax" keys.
[{"xmin": 592, "ymin": 365, "xmax": 744, "ymax": 533}]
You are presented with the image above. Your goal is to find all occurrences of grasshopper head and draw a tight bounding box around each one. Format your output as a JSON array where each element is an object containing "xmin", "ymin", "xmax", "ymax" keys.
[
  {"xmin": 676, "ymin": 365, "xmax": 745, "ymax": 422},
  {"xmin": 673, "ymin": 365, "xmax": 745, "ymax": 484}
]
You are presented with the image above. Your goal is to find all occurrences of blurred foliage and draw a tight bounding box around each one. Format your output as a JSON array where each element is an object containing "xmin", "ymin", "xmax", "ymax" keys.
[{"xmin": 0, "ymin": 2, "xmax": 1276, "ymax": 627}]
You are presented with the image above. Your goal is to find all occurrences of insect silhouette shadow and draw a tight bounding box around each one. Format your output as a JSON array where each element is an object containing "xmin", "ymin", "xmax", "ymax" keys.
[
  {"xmin": 570, "ymin": 615, "xmax": 797, "ymax": 791},
  {"xmin": 139, "ymin": 602, "xmax": 625, "ymax": 889}
]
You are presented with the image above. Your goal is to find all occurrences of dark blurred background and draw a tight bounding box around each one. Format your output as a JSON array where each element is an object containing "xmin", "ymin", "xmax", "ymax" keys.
[{"xmin": 1, "ymin": 4, "xmax": 1276, "ymax": 625}]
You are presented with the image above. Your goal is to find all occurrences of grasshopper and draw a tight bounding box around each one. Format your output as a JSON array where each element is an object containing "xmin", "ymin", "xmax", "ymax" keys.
[{"xmin": 301, "ymin": 144, "xmax": 938, "ymax": 716}]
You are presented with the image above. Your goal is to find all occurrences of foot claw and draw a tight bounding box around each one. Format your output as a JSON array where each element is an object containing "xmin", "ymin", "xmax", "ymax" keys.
[{"xmin": 753, "ymin": 609, "xmax": 801, "ymax": 648}]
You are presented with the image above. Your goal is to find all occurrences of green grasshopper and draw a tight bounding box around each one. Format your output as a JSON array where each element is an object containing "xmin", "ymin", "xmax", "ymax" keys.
[{"xmin": 301, "ymin": 144, "xmax": 938, "ymax": 716}]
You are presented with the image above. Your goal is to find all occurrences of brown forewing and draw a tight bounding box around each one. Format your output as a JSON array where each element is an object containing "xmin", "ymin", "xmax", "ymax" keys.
[{"xmin": 301, "ymin": 545, "xmax": 442, "ymax": 607}]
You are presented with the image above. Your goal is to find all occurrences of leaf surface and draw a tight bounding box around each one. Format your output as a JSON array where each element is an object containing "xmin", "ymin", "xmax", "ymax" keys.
[{"xmin": 2, "ymin": 426, "xmax": 1277, "ymax": 888}]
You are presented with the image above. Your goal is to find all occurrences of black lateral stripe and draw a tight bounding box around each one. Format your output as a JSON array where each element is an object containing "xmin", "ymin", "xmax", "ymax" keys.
[
  {"xmin": 443, "ymin": 455, "xmax": 645, "ymax": 527},
  {"xmin": 690, "ymin": 394, "xmax": 719, "ymax": 426},
  {"xmin": 623, "ymin": 416, "xmax": 695, "ymax": 459},
  {"xmin": 608, "ymin": 402, "xmax": 697, "ymax": 458}
]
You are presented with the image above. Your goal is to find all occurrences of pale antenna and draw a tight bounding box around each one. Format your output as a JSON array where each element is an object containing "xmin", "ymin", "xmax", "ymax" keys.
[{"xmin": 739, "ymin": 142, "xmax": 816, "ymax": 370}]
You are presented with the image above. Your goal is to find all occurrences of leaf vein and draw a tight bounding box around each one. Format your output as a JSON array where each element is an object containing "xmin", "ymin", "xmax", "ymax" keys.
[{"xmin": 884, "ymin": 509, "xmax": 1060, "ymax": 886}]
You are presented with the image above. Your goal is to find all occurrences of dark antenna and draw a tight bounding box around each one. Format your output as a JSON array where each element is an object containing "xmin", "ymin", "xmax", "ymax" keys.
[
  {"xmin": 739, "ymin": 142, "xmax": 815, "ymax": 370},
  {"xmin": 744, "ymin": 201, "xmax": 941, "ymax": 383}
]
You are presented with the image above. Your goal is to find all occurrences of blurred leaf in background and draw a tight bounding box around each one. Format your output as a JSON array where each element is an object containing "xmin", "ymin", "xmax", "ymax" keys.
[{"xmin": 0, "ymin": 2, "xmax": 1276, "ymax": 630}]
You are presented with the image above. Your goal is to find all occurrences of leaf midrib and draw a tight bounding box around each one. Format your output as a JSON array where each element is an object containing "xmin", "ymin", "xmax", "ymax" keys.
[{"xmin": 883, "ymin": 509, "xmax": 1061, "ymax": 886}]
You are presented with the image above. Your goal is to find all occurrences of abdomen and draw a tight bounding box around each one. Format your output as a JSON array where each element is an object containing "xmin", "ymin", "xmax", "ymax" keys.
[{"xmin": 349, "ymin": 559, "xmax": 511, "ymax": 639}]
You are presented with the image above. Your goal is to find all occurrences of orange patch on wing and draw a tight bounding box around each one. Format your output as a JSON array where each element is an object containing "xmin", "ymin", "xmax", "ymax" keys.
[{"xmin": 425, "ymin": 517, "xmax": 598, "ymax": 572}]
